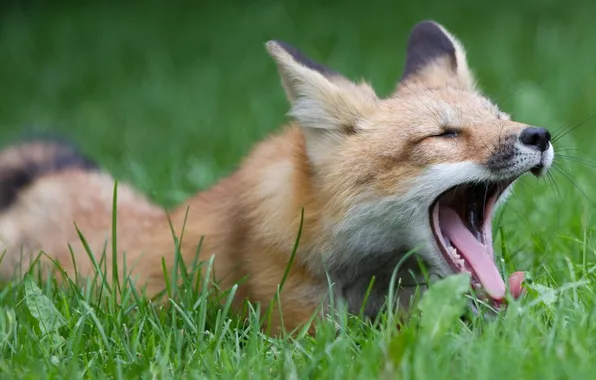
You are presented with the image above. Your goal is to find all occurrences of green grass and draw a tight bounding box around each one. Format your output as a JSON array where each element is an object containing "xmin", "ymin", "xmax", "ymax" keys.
[{"xmin": 2, "ymin": 0, "xmax": 596, "ymax": 378}]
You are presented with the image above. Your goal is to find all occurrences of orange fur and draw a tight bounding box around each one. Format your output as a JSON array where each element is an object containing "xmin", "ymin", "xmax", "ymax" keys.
[{"xmin": 0, "ymin": 21, "xmax": 554, "ymax": 335}]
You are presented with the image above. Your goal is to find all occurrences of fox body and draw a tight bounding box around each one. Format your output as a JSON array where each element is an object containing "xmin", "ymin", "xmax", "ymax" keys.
[{"xmin": 0, "ymin": 21, "xmax": 553, "ymax": 333}]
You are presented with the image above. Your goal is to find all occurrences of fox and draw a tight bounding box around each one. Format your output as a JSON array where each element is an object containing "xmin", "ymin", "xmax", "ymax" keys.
[{"xmin": 0, "ymin": 20, "xmax": 553, "ymax": 334}]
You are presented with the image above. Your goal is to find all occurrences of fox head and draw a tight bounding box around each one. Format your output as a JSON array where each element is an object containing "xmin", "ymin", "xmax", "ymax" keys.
[{"xmin": 266, "ymin": 21, "xmax": 554, "ymax": 305}]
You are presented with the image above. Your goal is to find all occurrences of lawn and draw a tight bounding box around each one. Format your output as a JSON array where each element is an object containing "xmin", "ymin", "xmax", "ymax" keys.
[{"xmin": 1, "ymin": 0, "xmax": 596, "ymax": 378}]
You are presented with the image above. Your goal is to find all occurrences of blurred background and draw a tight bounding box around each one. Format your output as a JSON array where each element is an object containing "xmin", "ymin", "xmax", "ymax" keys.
[{"xmin": 1, "ymin": 0, "xmax": 595, "ymax": 276}]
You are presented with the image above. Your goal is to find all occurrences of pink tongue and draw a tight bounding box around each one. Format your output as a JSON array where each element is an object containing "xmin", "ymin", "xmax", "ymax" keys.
[{"xmin": 439, "ymin": 206, "xmax": 506, "ymax": 300}]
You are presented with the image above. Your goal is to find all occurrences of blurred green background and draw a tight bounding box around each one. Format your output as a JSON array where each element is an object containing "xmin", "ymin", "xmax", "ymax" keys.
[{"xmin": 1, "ymin": 0, "xmax": 595, "ymax": 277}]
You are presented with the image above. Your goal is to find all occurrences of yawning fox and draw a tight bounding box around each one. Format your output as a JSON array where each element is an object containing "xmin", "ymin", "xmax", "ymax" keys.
[{"xmin": 0, "ymin": 20, "xmax": 553, "ymax": 333}]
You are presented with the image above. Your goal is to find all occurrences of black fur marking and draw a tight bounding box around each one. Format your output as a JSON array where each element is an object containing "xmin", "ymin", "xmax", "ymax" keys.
[
  {"xmin": 13, "ymin": 132, "xmax": 99, "ymax": 171},
  {"xmin": 273, "ymin": 40, "xmax": 339, "ymax": 78},
  {"xmin": 0, "ymin": 169, "xmax": 31, "ymax": 210},
  {"xmin": 0, "ymin": 134, "xmax": 99, "ymax": 211},
  {"xmin": 51, "ymin": 147, "xmax": 98, "ymax": 171},
  {"xmin": 402, "ymin": 20, "xmax": 457, "ymax": 80},
  {"xmin": 486, "ymin": 134, "xmax": 517, "ymax": 170}
]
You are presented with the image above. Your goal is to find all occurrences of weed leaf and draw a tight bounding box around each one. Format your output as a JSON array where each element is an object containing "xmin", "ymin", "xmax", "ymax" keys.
[
  {"xmin": 24, "ymin": 276, "xmax": 66, "ymax": 342},
  {"xmin": 417, "ymin": 273, "xmax": 470, "ymax": 341}
]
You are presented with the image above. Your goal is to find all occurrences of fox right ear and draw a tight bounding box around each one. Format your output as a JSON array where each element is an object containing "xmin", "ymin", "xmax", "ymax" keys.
[
  {"xmin": 266, "ymin": 41, "xmax": 378, "ymax": 131},
  {"xmin": 397, "ymin": 20, "xmax": 476, "ymax": 91},
  {"xmin": 266, "ymin": 40, "xmax": 378, "ymax": 164}
]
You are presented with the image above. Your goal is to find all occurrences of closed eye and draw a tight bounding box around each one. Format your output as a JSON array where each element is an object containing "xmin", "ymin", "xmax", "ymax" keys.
[{"xmin": 435, "ymin": 129, "xmax": 459, "ymax": 138}]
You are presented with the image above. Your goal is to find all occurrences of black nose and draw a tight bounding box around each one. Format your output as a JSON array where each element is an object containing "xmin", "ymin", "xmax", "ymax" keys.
[{"xmin": 519, "ymin": 127, "xmax": 551, "ymax": 152}]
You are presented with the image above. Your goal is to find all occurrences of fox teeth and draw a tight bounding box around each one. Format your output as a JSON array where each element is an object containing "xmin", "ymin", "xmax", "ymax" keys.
[{"xmin": 448, "ymin": 246, "xmax": 466, "ymax": 269}]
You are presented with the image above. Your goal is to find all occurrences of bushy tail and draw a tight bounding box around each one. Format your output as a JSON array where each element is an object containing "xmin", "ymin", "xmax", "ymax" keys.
[{"xmin": 0, "ymin": 135, "xmax": 98, "ymax": 211}]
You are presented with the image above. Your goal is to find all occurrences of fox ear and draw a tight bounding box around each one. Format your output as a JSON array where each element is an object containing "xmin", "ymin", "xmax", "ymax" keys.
[
  {"xmin": 397, "ymin": 21, "xmax": 475, "ymax": 91},
  {"xmin": 266, "ymin": 40, "xmax": 378, "ymax": 134}
]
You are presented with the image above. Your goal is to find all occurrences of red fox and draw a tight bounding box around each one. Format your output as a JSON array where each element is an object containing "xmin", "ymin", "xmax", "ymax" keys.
[{"xmin": 0, "ymin": 20, "xmax": 552, "ymax": 333}]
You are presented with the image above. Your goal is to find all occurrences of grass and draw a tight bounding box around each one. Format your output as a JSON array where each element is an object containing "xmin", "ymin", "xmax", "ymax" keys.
[{"xmin": 2, "ymin": 0, "xmax": 596, "ymax": 378}]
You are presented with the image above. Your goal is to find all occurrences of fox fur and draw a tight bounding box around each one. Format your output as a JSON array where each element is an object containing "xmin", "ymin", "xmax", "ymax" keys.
[{"xmin": 0, "ymin": 21, "xmax": 554, "ymax": 334}]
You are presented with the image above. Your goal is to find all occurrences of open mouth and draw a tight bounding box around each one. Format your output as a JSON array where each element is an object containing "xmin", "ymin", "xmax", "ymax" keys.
[{"xmin": 429, "ymin": 179, "xmax": 515, "ymax": 304}]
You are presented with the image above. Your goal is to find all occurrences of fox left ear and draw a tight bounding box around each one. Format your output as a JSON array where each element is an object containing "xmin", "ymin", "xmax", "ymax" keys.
[{"xmin": 397, "ymin": 20, "xmax": 476, "ymax": 91}]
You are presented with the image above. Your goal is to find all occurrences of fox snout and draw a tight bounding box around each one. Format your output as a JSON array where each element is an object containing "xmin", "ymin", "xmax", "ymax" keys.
[
  {"xmin": 518, "ymin": 126, "xmax": 551, "ymax": 152},
  {"xmin": 486, "ymin": 125, "xmax": 553, "ymax": 177}
]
